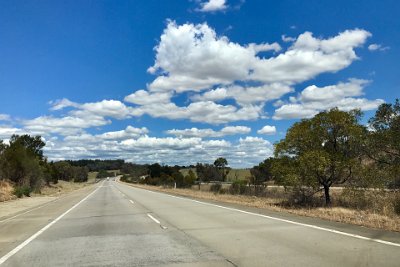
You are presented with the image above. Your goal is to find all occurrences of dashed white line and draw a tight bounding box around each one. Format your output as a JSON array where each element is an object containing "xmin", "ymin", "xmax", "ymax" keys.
[
  {"xmin": 129, "ymin": 200, "xmax": 134, "ymax": 204},
  {"xmin": 147, "ymin": 213, "xmax": 160, "ymax": 224},
  {"xmin": 133, "ymin": 186, "xmax": 400, "ymax": 248},
  {"xmin": 0, "ymin": 185, "xmax": 101, "ymax": 265}
]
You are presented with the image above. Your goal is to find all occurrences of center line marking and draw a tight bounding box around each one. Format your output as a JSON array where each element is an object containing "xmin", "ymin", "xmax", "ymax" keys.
[{"xmin": 147, "ymin": 214, "xmax": 160, "ymax": 224}]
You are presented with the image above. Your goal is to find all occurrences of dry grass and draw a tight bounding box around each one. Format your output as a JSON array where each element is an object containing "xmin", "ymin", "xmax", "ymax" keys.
[
  {"xmin": 36, "ymin": 180, "xmax": 92, "ymax": 197},
  {"xmin": 127, "ymin": 183, "xmax": 400, "ymax": 232},
  {"xmin": 0, "ymin": 180, "xmax": 16, "ymax": 202}
]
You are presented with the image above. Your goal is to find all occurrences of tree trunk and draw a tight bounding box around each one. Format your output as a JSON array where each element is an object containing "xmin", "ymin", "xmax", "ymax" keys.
[{"xmin": 323, "ymin": 184, "xmax": 331, "ymax": 206}]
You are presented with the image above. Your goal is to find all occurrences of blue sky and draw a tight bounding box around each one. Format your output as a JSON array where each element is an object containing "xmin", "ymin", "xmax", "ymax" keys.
[{"xmin": 0, "ymin": 0, "xmax": 398, "ymax": 167}]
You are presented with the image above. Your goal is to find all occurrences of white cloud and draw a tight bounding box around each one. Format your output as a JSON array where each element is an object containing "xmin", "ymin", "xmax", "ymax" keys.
[
  {"xmin": 192, "ymin": 83, "xmax": 293, "ymax": 106},
  {"xmin": 166, "ymin": 125, "xmax": 250, "ymax": 138},
  {"xmin": 197, "ymin": 0, "xmax": 227, "ymax": 12},
  {"xmin": 124, "ymin": 90, "xmax": 172, "ymax": 105},
  {"xmin": 257, "ymin": 125, "xmax": 277, "ymax": 135},
  {"xmin": 273, "ymin": 79, "xmax": 384, "ymax": 120},
  {"xmin": 148, "ymin": 22, "xmax": 370, "ymax": 93},
  {"xmin": 248, "ymin": 42, "xmax": 281, "ymax": 53},
  {"xmin": 368, "ymin": 43, "xmax": 390, "ymax": 52},
  {"xmin": 0, "ymin": 114, "xmax": 10, "ymax": 121},
  {"xmin": 44, "ymin": 133, "xmax": 273, "ymax": 168},
  {"xmin": 50, "ymin": 98, "xmax": 134, "ymax": 120},
  {"xmin": 129, "ymin": 100, "xmax": 262, "ymax": 124},
  {"xmin": 281, "ymin": 35, "xmax": 295, "ymax": 42},
  {"xmin": 0, "ymin": 125, "xmax": 24, "ymax": 139},
  {"xmin": 23, "ymin": 115, "xmax": 110, "ymax": 136},
  {"xmin": 49, "ymin": 98, "xmax": 80, "ymax": 111}
]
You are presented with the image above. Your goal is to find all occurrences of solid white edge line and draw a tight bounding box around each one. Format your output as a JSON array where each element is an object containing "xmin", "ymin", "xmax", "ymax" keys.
[
  {"xmin": 147, "ymin": 214, "xmax": 160, "ymax": 224},
  {"xmin": 0, "ymin": 185, "xmax": 101, "ymax": 265},
  {"xmin": 129, "ymin": 186, "xmax": 400, "ymax": 248}
]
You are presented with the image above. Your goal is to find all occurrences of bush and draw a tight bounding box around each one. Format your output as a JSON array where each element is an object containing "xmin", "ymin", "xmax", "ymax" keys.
[
  {"xmin": 229, "ymin": 180, "xmax": 247, "ymax": 195},
  {"xmin": 394, "ymin": 193, "xmax": 400, "ymax": 215},
  {"xmin": 210, "ymin": 183, "xmax": 222, "ymax": 193},
  {"xmin": 339, "ymin": 188, "xmax": 369, "ymax": 210},
  {"xmin": 13, "ymin": 186, "xmax": 31, "ymax": 198}
]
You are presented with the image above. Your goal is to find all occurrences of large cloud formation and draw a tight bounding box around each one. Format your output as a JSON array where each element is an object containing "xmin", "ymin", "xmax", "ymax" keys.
[{"xmin": 1, "ymin": 22, "xmax": 385, "ymax": 167}]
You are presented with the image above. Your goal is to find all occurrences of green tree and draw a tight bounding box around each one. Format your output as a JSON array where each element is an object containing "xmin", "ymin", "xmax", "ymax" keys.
[
  {"xmin": 250, "ymin": 157, "xmax": 274, "ymax": 185},
  {"xmin": 274, "ymin": 108, "xmax": 365, "ymax": 205},
  {"xmin": 367, "ymin": 99, "xmax": 400, "ymax": 188},
  {"xmin": 0, "ymin": 135, "xmax": 45, "ymax": 191},
  {"xmin": 214, "ymin": 157, "xmax": 228, "ymax": 181}
]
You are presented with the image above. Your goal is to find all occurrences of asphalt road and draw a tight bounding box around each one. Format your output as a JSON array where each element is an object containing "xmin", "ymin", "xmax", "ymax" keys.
[{"xmin": 0, "ymin": 179, "xmax": 399, "ymax": 266}]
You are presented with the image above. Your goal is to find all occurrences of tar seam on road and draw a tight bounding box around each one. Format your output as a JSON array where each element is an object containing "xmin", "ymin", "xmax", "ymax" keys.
[
  {"xmin": 136, "ymin": 187, "xmax": 400, "ymax": 248},
  {"xmin": 0, "ymin": 184, "xmax": 102, "ymax": 265}
]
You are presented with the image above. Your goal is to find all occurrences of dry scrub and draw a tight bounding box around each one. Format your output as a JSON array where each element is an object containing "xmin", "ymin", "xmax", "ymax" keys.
[
  {"xmin": 37, "ymin": 180, "xmax": 92, "ymax": 197},
  {"xmin": 0, "ymin": 180, "xmax": 16, "ymax": 202},
  {"xmin": 127, "ymin": 183, "xmax": 400, "ymax": 232}
]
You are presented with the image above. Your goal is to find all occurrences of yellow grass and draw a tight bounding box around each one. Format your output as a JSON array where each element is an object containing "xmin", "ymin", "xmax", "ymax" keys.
[
  {"xmin": 0, "ymin": 180, "xmax": 16, "ymax": 202},
  {"xmin": 37, "ymin": 180, "xmax": 91, "ymax": 197}
]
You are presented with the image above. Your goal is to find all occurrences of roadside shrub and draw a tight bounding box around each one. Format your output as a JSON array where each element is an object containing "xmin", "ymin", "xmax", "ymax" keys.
[
  {"xmin": 13, "ymin": 186, "xmax": 31, "ymax": 198},
  {"xmin": 210, "ymin": 183, "xmax": 222, "ymax": 193},
  {"xmin": 339, "ymin": 188, "xmax": 370, "ymax": 210},
  {"xmin": 394, "ymin": 193, "xmax": 400, "ymax": 215},
  {"xmin": 219, "ymin": 188, "xmax": 227, "ymax": 194},
  {"xmin": 229, "ymin": 180, "xmax": 247, "ymax": 195}
]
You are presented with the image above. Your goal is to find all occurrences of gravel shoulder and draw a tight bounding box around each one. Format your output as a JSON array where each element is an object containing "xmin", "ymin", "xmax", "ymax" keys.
[{"xmin": 0, "ymin": 180, "xmax": 96, "ymax": 221}]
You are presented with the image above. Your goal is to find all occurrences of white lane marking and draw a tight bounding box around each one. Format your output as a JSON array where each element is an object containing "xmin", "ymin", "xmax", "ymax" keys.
[
  {"xmin": 0, "ymin": 185, "xmax": 101, "ymax": 265},
  {"xmin": 128, "ymin": 186, "xmax": 400, "ymax": 248},
  {"xmin": 147, "ymin": 214, "xmax": 160, "ymax": 224},
  {"xmin": 129, "ymin": 200, "xmax": 134, "ymax": 204}
]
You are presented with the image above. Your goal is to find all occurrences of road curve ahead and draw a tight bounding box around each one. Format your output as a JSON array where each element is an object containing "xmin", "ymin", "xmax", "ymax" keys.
[{"xmin": 0, "ymin": 180, "xmax": 399, "ymax": 266}]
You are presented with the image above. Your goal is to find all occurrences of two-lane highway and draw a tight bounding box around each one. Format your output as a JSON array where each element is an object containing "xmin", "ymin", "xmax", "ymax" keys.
[{"xmin": 1, "ymin": 179, "xmax": 399, "ymax": 266}]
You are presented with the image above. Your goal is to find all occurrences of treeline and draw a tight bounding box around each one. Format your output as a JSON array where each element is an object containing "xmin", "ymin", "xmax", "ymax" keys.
[
  {"xmin": 121, "ymin": 163, "xmax": 195, "ymax": 188},
  {"xmin": 249, "ymin": 99, "xmax": 400, "ymax": 206},
  {"xmin": 120, "ymin": 158, "xmax": 230, "ymax": 188},
  {"xmin": 65, "ymin": 159, "xmax": 125, "ymax": 172},
  {"xmin": 0, "ymin": 135, "xmax": 89, "ymax": 197}
]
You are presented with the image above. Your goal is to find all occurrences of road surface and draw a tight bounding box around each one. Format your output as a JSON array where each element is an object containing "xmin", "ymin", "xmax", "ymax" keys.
[{"xmin": 0, "ymin": 179, "xmax": 399, "ymax": 266}]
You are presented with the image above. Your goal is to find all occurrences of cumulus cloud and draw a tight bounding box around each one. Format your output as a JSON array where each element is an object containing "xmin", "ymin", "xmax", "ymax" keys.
[
  {"xmin": 257, "ymin": 125, "xmax": 277, "ymax": 135},
  {"xmin": 281, "ymin": 35, "xmax": 295, "ymax": 42},
  {"xmin": 0, "ymin": 125, "xmax": 24, "ymax": 139},
  {"xmin": 49, "ymin": 98, "xmax": 80, "ymax": 111},
  {"xmin": 166, "ymin": 125, "xmax": 250, "ymax": 138},
  {"xmin": 124, "ymin": 90, "xmax": 172, "ymax": 105},
  {"xmin": 24, "ymin": 99, "xmax": 137, "ymax": 136},
  {"xmin": 197, "ymin": 0, "xmax": 227, "ymax": 12},
  {"xmin": 273, "ymin": 79, "xmax": 384, "ymax": 119},
  {"xmin": 23, "ymin": 115, "xmax": 110, "ymax": 136},
  {"xmin": 368, "ymin": 43, "xmax": 390, "ymax": 52},
  {"xmin": 192, "ymin": 83, "xmax": 293, "ymax": 106},
  {"xmin": 148, "ymin": 22, "xmax": 370, "ymax": 93},
  {"xmin": 44, "ymin": 134, "xmax": 273, "ymax": 168},
  {"xmin": 129, "ymin": 100, "xmax": 262, "ymax": 124}
]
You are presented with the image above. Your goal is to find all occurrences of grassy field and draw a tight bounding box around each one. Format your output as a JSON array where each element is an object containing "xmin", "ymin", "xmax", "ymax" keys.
[{"xmin": 180, "ymin": 168, "xmax": 251, "ymax": 182}]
